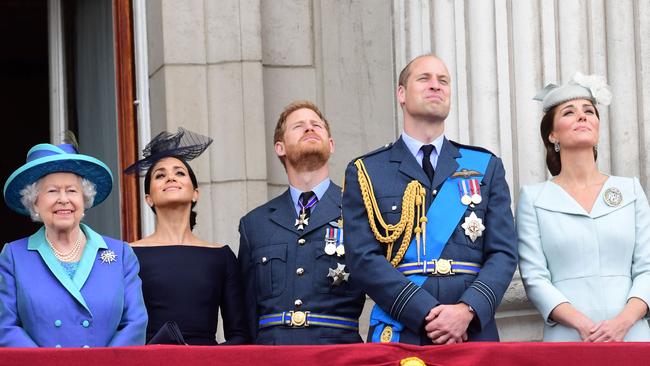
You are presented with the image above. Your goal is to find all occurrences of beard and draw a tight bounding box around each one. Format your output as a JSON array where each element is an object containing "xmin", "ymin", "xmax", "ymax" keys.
[{"xmin": 285, "ymin": 139, "xmax": 331, "ymax": 172}]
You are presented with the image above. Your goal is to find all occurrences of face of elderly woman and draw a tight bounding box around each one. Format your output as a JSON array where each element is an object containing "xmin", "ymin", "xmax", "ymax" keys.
[
  {"xmin": 549, "ymin": 98, "xmax": 599, "ymax": 150},
  {"xmin": 34, "ymin": 172, "xmax": 85, "ymax": 232}
]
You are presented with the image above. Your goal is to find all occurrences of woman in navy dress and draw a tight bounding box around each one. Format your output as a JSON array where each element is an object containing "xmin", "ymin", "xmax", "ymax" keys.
[{"xmin": 125, "ymin": 128, "xmax": 249, "ymax": 345}]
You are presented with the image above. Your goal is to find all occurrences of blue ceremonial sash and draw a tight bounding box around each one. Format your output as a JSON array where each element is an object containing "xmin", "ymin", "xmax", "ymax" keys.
[{"xmin": 370, "ymin": 148, "xmax": 491, "ymax": 342}]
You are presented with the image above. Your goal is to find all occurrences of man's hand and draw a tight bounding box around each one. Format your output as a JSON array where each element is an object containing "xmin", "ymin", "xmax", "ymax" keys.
[{"xmin": 424, "ymin": 304, "xmax": 474, "ymax": 344}]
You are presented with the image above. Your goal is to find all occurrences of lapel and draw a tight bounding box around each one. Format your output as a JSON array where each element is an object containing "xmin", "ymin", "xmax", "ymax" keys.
[
  {"xmin": 300, "ymin": 184, "xmax": 342, "ymax": 236},
  {"xmin": 391, "ymin": 137, "xmax": 461, "ymax": 190},
  {"xmin": 391, "ymin": 137, "xmax": 430, "ymax": 186},
  {"xmin": 590, "ymin": 176, "xmax": 636, "ymax": 218},
  {"xmin": 73, "ymin": 223, "xmax": 108, "ymax": 291},
  {"xmin": 533, "ymin": 181, "xmax": 588, "ymax": 216},
  {"xmin": 28, "ymin": 227, "xmax": 83, "ymax": 313},
  {"xmin": 533, "ymin": 177, "xmax": 636, "ymax": 218},
  {"xmin": 431, "ymin": 138, "xmax": 461, "ymax": 190},
  {"xmin": 269, "ymin": 189, "xmax": 302, "ymax": 233}
]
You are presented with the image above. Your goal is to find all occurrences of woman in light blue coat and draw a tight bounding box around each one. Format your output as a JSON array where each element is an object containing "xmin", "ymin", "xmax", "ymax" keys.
[
  {"xmin": 517, "ymin": 73, "xmax": 650, "ymax": 342},
  {"xmin": 0, "ymin": 141, "xmax": 147, "ymax": 347}
]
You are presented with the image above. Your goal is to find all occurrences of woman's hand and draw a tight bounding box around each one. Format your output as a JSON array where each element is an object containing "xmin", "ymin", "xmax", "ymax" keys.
[
  {"xmin": 549, "ymin": 302, "xmax": 595, "ymax": 341},
  {"xmin": 585, "ymin": 317, "xmax": 633, "ymax": 342},
  {"xmin": 585, "ymin": 297, "xmax": 648, "ymax": 342}
]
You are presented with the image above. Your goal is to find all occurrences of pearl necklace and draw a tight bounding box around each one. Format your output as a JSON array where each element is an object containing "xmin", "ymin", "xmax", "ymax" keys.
[{"xmin": 46, "ymin": 230, "xmax": 85, "ymax": 262}]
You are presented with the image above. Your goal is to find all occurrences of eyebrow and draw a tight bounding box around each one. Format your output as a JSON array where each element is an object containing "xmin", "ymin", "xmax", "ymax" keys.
[
  {"xmin": 43, "ymin": 184, "xmax": 79, "ymax": 189},
  {"xmin": 560, "ymin": 103, "xmax": 594, "ymax": 112},
  {"xmin": 290, "ymin": 119, "xmax": 323, "ymax": 125},
  {"xmin": 153, "ymin": 165, "xmax": 187, "ymax": 173}
]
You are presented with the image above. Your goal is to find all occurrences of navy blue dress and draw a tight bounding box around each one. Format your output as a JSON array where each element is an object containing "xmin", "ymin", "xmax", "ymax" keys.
[{"xmin": 133, "ymin": 245, "xmax": 249, "ymax": 345}]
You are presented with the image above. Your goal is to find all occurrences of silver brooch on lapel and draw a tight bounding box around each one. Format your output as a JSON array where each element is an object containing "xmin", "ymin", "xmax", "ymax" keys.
[
  {"xmin": 99, "ymin": 250, "xmax": 117, "ymax": 264},
  {"xmin": 461, "ymin": 212, "xmax": 485, "ymax": 242},
  {"xmin": 603, "ymin": 187, "xmax": 622, "ymax": 207}
]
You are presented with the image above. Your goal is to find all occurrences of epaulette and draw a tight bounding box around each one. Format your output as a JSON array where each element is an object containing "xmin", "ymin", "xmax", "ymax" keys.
[
  {"xmin": 350, "ymin": 142, "xmax": 393, "ymax": 163},
  {"xmin": 450, "ymin": 140, "xmax": 495, "ymax": 156}
]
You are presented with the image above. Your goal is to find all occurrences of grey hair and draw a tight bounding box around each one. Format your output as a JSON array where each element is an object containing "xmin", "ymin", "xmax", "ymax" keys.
[{"xmin": 19, "ymin": 176, "xmax": 97, "ymax": 222}]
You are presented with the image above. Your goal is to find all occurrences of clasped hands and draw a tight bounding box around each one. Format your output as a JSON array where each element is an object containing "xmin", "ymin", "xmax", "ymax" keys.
[
  {"xmin": 575, "ymin": 315, "xmax": 634, "ymax": 342},
  {"xmin": 424, "ymin": 303, "xmax": 474, "ymax": 344}
]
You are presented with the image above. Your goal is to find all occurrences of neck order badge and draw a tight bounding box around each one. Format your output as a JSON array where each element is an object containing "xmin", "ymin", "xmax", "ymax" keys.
[{"xmin": 295, "ymin": 191, "xmax": 317, "ymax": 230}]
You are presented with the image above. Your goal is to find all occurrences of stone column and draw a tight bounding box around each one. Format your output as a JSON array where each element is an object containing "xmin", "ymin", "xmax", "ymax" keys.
[{"xmin": 146, "ymin": 0, "xmax": 266, "ymax": 249}]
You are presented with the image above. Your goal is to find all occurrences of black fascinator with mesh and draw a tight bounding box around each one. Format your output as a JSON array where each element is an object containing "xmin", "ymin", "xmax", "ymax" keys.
[{"xmin": 124, "ymin": 127, "xmax": 213, "ymax": 175}]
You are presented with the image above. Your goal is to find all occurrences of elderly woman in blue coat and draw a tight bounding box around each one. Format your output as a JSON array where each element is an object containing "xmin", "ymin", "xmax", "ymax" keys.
[
  {"xmin": 0, "ymin": 142, "xmax": 148, "ymax": 347},
  {"xmin": 517, "ymin": 73, "xmax": 650, "ymax": 341}
]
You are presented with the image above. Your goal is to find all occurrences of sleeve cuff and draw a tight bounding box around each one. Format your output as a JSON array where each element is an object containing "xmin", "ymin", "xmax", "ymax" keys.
[{"xmin": 391, "ymin": 282, "xmax": 439, "ymax": 332}]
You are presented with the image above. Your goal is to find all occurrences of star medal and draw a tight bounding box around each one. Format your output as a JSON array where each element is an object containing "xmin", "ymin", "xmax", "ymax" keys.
[
  {"xmin": 324, "ymin": 227, "xmax": 337, "ymax": 255},
  {"xmin": 458, "ymin": 179, "xmax": 472, "ymax": 205},
  {"xmin": 469, "ymin": 179, "xmax": 482, "ymax": 204},
  {"xmin": 603, "ymin": 187, "xmax": 622, "ymax": 207},
  {"xmin": 461, "ymin": 212, "xmax": 485, "ymax": 242},
  {"xmin": 327, "ymin": 263, "xmax": 350, "ymax": 286},
  {"xmin": 99, "ymin": 249, "xmax": 117, "ymax": 264}
]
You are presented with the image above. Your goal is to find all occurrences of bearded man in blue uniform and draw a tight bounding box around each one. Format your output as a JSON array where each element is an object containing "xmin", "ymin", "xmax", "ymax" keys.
[
  {"xmin": 342, "ymin": 54, "xmax": 518, "ymax": 345},
  {"xmin": 239, "ymin": 100, "xmax": 365, "ymax": 345}
]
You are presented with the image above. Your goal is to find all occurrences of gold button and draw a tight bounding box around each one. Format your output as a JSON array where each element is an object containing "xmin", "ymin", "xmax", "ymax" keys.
[
  {"xmin": 261, "ymin": 257, "xmax": 268, "ymax": 263},
  {"xmin": 296, "ymin": 268, "xmax": 305, "ymax": 276},
  {"xmin": 298, "ymin": 238, "xmax": 306, "ymax": 245},
  {"xmin": 294, "ymin": 299, "xmax": 303, "ymax": 307}
]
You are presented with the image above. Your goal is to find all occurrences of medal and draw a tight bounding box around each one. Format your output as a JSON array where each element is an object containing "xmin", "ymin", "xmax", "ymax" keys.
[
  {"xmin": 336, "ymin": 243, "xmax": 345, "ymax": 256},
  {"xmin": 458, "ymin": 180, "xmax": 472, "ymax": 205},
  {"xmin": 461, "ymin": 212, "xmax": 485, "ymax": 242},
  {"xmin": 325, "ymin": 243, "xmax": 336, "ymax": 255},
  {"xmin": 295, "ymin": 193, "xmax": 318, "ymax": 230},
  {"xmin": 603, "ymin": 187, "xmax": 622, "ymax": 207},
  {"xmin": 336, "ymin": 228, "xmax": 345, "ymax": 256},
  {"xmin": 469, "ymin": 179, "xmax": 482, "ymax": 204},
  {"xmin": 295, "ymin": 213, "xmax": 309, "ymax": 231},
  {"xmin": 327, "ymin": 263, "xmax": 350, "ymax": 286},
  {"xmin": 324, "ymin": 227, "xmax": 338, "ymax": 255}
]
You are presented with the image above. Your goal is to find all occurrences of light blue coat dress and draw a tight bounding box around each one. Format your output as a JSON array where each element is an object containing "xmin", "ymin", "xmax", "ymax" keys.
[
  {"xmin": 0, "ymin": 224, "xmax": 148, "ymax": 347},
  {"xmin": 517, "ymin": 176, "xmax": 650, "ymax": 341}
]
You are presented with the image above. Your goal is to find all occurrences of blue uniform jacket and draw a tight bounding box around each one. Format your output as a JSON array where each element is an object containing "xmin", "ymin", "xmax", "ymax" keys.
[
  {"xmin": 342, "ymin": 137, "xmax": 517, "ymax": 344},
  {"xmin": 238, "ymin": 183, "xmax": 366, "ymax": 345},
  {"xmin": 0, "ymin": 224, "xmax": 148, "ymax": 347}
]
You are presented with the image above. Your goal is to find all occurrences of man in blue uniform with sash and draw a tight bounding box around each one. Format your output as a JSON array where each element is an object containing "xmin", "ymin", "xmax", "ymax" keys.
[
  {"xmin": 239, "ymin": 100, "xmax": 365, "ymax": 344},
  {"xmin": 342, "ymin": 54, "xmax": 517, "ymax": 344}
]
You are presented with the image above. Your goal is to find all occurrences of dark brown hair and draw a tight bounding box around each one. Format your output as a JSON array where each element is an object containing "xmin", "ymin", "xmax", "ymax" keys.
[{"xmin": 540, "ymin": 102, "xmax": 600, "ymax": 176}]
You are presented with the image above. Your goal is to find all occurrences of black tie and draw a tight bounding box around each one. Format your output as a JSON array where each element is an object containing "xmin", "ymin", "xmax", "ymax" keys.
[
  {"xmin": 299, "ymin": 191, "xmax": 317, "ymax": 219},
  {"xmin": 421, "ymin": 145, "xmax": 435, "ymax": 183}
]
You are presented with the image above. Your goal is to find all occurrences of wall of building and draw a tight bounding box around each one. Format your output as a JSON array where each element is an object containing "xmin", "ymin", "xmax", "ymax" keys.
[{"xmin": 144, "ymin": 0, "xmax": 650, "ymax": 342}]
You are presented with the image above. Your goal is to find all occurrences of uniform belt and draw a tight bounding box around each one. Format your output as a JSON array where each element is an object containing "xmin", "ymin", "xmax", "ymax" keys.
[
  {"xmin": 259, "ymin": 311, "xmax": 359, "ymax": 330},
  {"xmin": 396, "ymin": 259, "xmax": 481, "ymax": 276}
]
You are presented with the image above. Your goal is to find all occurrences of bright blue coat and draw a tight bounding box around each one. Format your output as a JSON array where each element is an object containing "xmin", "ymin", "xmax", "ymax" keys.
[{"xmin": 0, "ymin": 224, "xmax": 148, "ymax": 347}]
